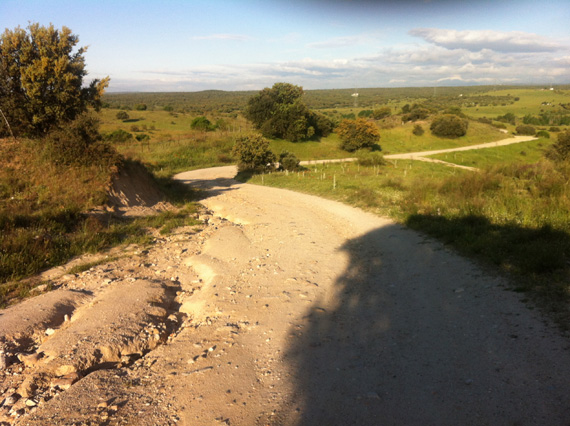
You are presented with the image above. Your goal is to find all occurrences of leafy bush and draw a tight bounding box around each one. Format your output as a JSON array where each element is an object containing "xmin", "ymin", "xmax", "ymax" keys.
[
  {"xmin": 135, "ymin": 134, "xmax": 150, "ymax": 142},
  {"xmin": 337, "ymin": 118, "xmax": 381, "ymax": 152},
  {"xmin": 546, "ymin": 130, "xmax": 570, "ymax": 161},
  {"xmin": 44, "ymin": 114, "xmax": 117, "ymax": 166},
  {"xmin": 191, "ymin": 116, "xmax": 214, "ymax": 131},
  {"xmin": 495, "ymin": 112, "xmax": 516, "ymax": 125},
  {"xmin": 549, "ymin": 126, "xmax": 561, "ymax": 132},
  {"xmin": 478, "ymin": 117, "xmax": 492, "ymax": 124},
  {"xmin": 102, "ymin": 129, "xmax": 133, "ymax": 143},
  {"xmin": 231, "ymin": 134, "xmax": 276, "ymax": 172},
  {"xmin": 536, "ymin": 130, "xmax": 550, "ymax": 138},
  {"xmin": 278, "ymin": 151, "xmax": 300, "ymax": 171},
  {"xmin": 516, "ymin": 125, "xmax": 536, "ymax": 135},
  {"xmin": 430, "ymin": 115, "xmax": 469, "ymax": 138},
  {"xmin": 358, "ymin": 110, "xmax": 373, "ymax": 118},
  {"xmin": 355, "ymin": 151, "xmax": 386, "ymax": 166},
  {"xmin": 412, "ymin": 124, "xmax": 424, "ymax": 136},
  {"xmin": 135, "ymin": 104, "xmax": 147, "ymax": 111},
  {"xmin": 116, "ymin": 111, "xmax": 129, "ymax": 121},
  {"xmin": 372, "ymin": 107, "xmax": 391, "ymax": 120},
  {"xmin": 492, "ymin": 122, "xmax": 507, "ymax": 129}
]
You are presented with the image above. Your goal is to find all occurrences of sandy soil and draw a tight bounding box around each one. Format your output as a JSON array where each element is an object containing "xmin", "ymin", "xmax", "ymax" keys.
[{"xmin": 1, "ymin": 158, "xmax": 569, "ymax": 426}]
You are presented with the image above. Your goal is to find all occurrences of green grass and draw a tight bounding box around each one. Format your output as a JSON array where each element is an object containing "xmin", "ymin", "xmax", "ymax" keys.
[{"xmin": 427, "ymin": 137, "xmax": 554, "ymax": 168}]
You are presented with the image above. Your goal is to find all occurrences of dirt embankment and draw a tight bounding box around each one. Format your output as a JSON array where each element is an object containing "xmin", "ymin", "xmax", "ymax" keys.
[{"xmin": 0, "ymin": 163, "xmax": 569, "ymax": 426}]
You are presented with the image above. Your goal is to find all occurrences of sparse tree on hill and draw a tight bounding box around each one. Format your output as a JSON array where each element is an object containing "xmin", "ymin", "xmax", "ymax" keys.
[{"xmin": 0, "ymin": 23, "xmax": 109, "ymax": 137}]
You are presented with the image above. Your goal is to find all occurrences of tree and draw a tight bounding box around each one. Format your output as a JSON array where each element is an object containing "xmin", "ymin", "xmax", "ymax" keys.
[
  {"xmin": 336, "ymin": 118, "xmax": 381, "ymax": 152},
  {"xmin": 231, "ymin": 134, "xmax": 276, "ymax": 172},
  {"xmin": 244, "ymin": 82, "xmax": 333, "ymax": 142},
  {"xmin": 430, "ymin": 115, "xmax": 469, "ymax": 138},
  {"xmin": 116, "ymin": 111, "xmax": 129, "ymax": 121},
  {"xmin": 0, "ymin": 23, "xmax": 109, "ymax": 137}
]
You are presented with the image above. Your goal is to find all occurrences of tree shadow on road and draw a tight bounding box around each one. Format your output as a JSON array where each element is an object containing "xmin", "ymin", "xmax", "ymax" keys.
[{"xmin": 282, "ymin": 223, "xmax": 570, "ymax": 426}]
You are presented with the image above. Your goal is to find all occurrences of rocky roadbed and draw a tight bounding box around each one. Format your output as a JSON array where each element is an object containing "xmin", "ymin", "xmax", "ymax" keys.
[{"xmin": 1, "ymin": 165, "xmax": 569, "ymax": 425}]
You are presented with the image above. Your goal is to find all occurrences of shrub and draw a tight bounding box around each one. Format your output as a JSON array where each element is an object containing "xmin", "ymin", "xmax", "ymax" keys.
[
  {"xmin": 430, "ymin": 115, "xmax": 469, "ymax": 138},
  {"xmin": 191, "ymin": 116, "xmax": 214, "ymax": 131},
  {"xmin": 231, "ymin": 134, "xmax": 276, "ymax": 173},
  {"xmin": 478, "ymin": 117, "xmax": 492, "ymax": 124},
  {"xmin": 102, "ymin": 129, "xmax": 133, "ymax": 143},
  {"xmin": 549, "ymin": 126, "xmax": 561, "ymax": 132},
  {"xmin": 516, "ymin": 125, "xmax": 536, "ymax": 136},
  {"xmin": 134, "ymin": 104, "xmax": 147, "ymax": 111},
  {"xmin": 536, "ymin": 130, "xmax": 550, "ymax": 139},
  {"xmin": 135, "ymin": 134, "xmax": 150, "ymax": 142},
  {"xmin": 358, "ymin": 110, "xmax": 373, "ymax": 118},
  {"xmin": 412, "ymin": 124, "xmax": 424, "ymax": 136},
  {"xmin": 546, "ymin": 130, "xmax": 570, "ymax": 161},
  {"xmin": 44, "ymin": 113, "xmax": 118, "ymax": 166},
  {"xmin": 337, "ymin": 118, "xmax": 381, "ymax": 152},
  {"xmin": 355, "ymin": 151, "xmax": 386, "ymax": 166},
  {"xmin": 116, "ymin": 111, "xmax": 129, "ymax": 121},
  {"xmin": 492, "ymin": 122, "xmax": 507, "ymax": 129},
  {"xmin": 278, "ymin": 151, "xmax": 300, "ymax": 171},
  {"xmin": 130, "ymin": 125, "xmax": 140, "ymax": 132},
  {"xmin": 372, "ymin": 106, "xmax": 391, "ymax": 120}
]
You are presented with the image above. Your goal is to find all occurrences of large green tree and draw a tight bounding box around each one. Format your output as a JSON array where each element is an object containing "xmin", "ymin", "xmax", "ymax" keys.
[
  {"xmin": 0, "ymin": 23, "xmax": 109, "ymax": 137},
  {"xmin": 244, "ymin": 82, "xmax": 332, "ymax": 142}
]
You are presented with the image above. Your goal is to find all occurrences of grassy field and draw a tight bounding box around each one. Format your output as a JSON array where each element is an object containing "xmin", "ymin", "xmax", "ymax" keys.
[{"xmin": 427, "ymin": 137, "xmax": 554, "ymax": 168}]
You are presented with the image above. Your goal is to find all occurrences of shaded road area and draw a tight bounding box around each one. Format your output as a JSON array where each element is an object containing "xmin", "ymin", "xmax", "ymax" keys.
[{"xmin": 174, "ymin": 166, "xmax": 570, "ymax": 425}]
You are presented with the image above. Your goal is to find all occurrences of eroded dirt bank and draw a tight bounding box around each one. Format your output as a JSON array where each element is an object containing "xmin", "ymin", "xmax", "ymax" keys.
[{"xmin": 1, "ymin": 165, "xmax": 569, "ymax": 425}]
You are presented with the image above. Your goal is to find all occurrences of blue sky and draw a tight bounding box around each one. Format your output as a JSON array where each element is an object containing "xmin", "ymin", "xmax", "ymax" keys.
[{"xmin": 2, "ymin": 0, "xmax": 569, "ymax": 92}]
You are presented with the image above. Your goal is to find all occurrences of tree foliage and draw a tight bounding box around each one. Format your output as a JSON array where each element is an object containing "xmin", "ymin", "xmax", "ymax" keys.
[
  {"xmin": 0, "ymin": 23, "xmax": 109, "ymax": 137},
  {"xmin": 191, "ymin": 116, "xmax": 214, "ymax": 131},
  {"xmin": 116, "ymin": 111, "xmax": 129, "ymax": 121},
  {"xmin": 430, "ymin": 114, "xmax": 469, "ymax": 138},
  {"xmin": 372, "ymin": 106, "xmax": 391, "ymax": 120},
  {"xmin": 515, "ymin": 125, "xmax": 536, "ymax": 136},
  {"xmin": 231, "ymin": 134, "xmax": 276, "ymax": 172},
  {"xmin": 546, "ymin": 130, "xmax": 570, "ymax": 162},
  {"xmin": 244, "ymin": 83, "xmax": 333, "ymax": 142},
  {"xmin": 336, "ymin": 118, "xmax": 381, "ymax": 152}
]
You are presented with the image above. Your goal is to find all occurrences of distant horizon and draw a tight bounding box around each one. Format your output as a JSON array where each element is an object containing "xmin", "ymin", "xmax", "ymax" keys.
[{"xmin": 103, "ymin": 81, "xmax": 570, "ymax": 95}]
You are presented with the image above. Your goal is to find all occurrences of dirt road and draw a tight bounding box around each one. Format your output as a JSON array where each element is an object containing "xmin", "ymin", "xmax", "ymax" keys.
[{"xmin": 1, "ymin": 161, "xmax": 569, "ymax": 425}]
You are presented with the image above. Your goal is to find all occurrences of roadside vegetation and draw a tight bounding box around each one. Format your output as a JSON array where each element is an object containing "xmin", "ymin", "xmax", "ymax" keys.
[{"xmin": 0, "ymin": 24, "xmax": 200, "ymax": 305}]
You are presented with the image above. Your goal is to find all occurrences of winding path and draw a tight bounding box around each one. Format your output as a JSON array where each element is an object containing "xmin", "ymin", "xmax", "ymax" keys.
[{"xmin": 170, "ymin": 163, "xmax": 570, "ymax": 425}]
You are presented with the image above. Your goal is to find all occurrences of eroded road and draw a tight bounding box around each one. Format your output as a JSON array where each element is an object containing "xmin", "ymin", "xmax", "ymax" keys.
[{"xmin": 1, "ymin": 164, "xmax": 569, "ymax": 425}]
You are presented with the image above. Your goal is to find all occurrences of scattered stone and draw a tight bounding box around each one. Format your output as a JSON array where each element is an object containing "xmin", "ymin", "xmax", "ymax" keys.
[
  {"xmin": 25, "ymin": 399, "xmax": 37, "ymax": 407},
  {"xmin": 45, "ymin": 328, "xmax": 56, "ymax": 336},
  {"xmin": 18, "ymin": 352, "xmax": 44, "ymax": 368},
  {"xmin": 18, "ymin": 377, "xmax": 37, "ymax": 398}
]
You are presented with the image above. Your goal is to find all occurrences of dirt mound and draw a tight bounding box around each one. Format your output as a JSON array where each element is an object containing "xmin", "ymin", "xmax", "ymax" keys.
[{"xmin": 106, "ymin": 160, "xmax": 172, "ymax": 216}]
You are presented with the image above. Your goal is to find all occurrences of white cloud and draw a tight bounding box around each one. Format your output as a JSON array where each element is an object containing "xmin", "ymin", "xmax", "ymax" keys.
[{"xmin": 409, "ymin": 28, "xmax": 562, "ymax": 53}]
